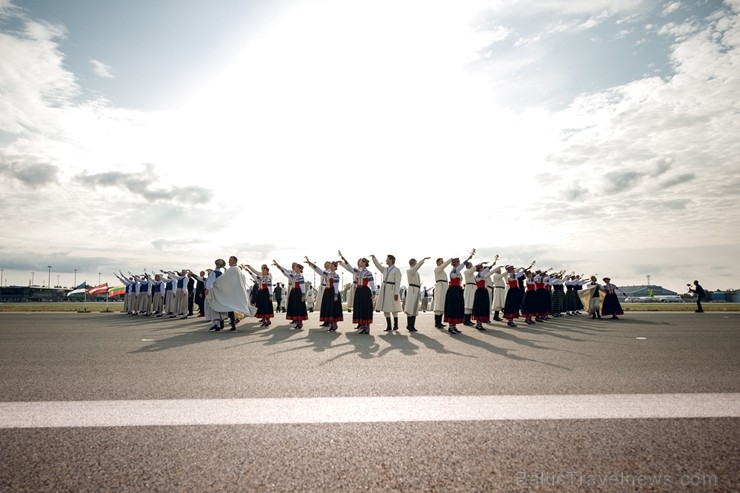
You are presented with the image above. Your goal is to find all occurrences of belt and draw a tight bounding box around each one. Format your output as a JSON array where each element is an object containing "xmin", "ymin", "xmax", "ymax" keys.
[
  {"xmin": 465, "ymin": 283, "xmax": 475, "ymax": 285},
  {"xmin": 384, "ymin": 282, "xmax": 395, "ymax": 285},
  {"xmin": 436, "ymin": 280, "xmax": 448, "ymax": 283},
  {"xmin": 409, "ymin": 284, "xmax": 420, "ymax": 288},
  {"xmin": 495, "ymin": 286, "xmax": 505, "ymax": 289}
]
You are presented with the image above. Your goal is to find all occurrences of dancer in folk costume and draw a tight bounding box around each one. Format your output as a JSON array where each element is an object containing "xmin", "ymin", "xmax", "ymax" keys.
[
  {"xmin": 172, "ymin": 270, "xmax": 190, "ymax": 319},
  {"xmin": 579, "ymin": 276, "xmax": 602, "ymax": 319},
  {"xmin": 204, "ymin": 259, "xmax": 227, "ymax": 330},
  {"xmin": 521, "ymin": 270, "xmax": 539, "ymax": 324},
  {"xmin": 549, "ymin": 271, "xmax": 567, "ymax": 317},
  {"xmin": 462, "ymin": 260, "xmax": 477, "ymax": 327},
  {"xmin": 600, "ymin": 277, "xmax": 626, "ymax": 319},
  {"xmin": 338, "ymin": 251, "xmax": 376, "ymax": 334},
  {"xmin": 242, "ymin": 263, "xmax": 275, "ymax": 327},
  {"xmin": 471, "ymin": 258, "xmax": 498, "ymax": 330},
  {"xmin": 138, "ymin": 273, "xmax": 153, "ymax": 316},
  {"xmin": 564, "ymin": 274, "xmax": 585, "ymax": 315},
  {"xmin": 205, "ymin": 256, "xmax": 253, "ymax": 331},
  {"xmin": 305, "ymin": 257, "xmax": 343, "ymax": 331},
  {"xmin": 532, "ymin": 269, "xmax": 550, "ymax": 322},
  {"xmin": 151, "ymin": 273, "xmax": 167, "ymax": 316},
  {"xmin": 371, "ymin": 254, "xmax": 403, "ymax": 332},
  {"xmin": 273, "ymin": 260, "xmax": 309, "ymax": 329},
  {"xmin": 433, "ymin": 257, "xmax": 451, "ymax": 329},
  {"xmin": 404, "ymin": 256, "xmax": 430, "ymax": 332},
  {"xmin": 503, "ymin": 262, "xmax": 532, "ymax": 327},
  {"xmin": 443, "ymin": 249, "xmax": 476, "ymax": 334},
  {"xmin": 490, "ymin": 264, "xmax": 506, "ymax": 322},
  {"xmin": 420, "ymin": 286, "xmax": 430, "ymax": 312}
]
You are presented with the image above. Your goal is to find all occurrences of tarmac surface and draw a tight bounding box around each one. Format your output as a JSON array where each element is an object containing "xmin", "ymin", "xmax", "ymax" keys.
[{"xmin": 0, "ymin": 310, "xmax": 738, "ymax": 492}]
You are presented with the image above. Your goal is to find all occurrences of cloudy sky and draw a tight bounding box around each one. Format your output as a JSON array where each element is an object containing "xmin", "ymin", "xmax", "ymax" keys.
[{"xmin": 1, "ymin": 0, "xmax": 738, "ymax": 293}]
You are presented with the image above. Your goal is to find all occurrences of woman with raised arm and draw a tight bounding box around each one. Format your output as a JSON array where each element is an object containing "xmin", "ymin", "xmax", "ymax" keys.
[
  {"xmin": 471, "ymin": 256, "xmax": 498, "ymax": 331},
  {"xmin": 503, "ymin": 261, "xmax": 533, "ymax": 328},
  {"xmin": 273, "ymin": 260, "xmax": 308, "ymax": 329},
  {"xmin": 305, "ymin": 257, "xmax": 343, "ymax": 331},
  {"xmin": 242, "ymin": 263, "xmax": 274, "ymax": 327},
  {"xmin": 338, "ymin": 250, "xmax": 376, "ymax": 334},
  {"xmin": 443, "ymin": 249, "xmax": 476, "ymax": 334}
]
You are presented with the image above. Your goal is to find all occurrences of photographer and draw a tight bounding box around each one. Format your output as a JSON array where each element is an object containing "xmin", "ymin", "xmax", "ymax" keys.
[{"xmin": 688, "ymin": 280, "xmax": 706, "ymax": 313}]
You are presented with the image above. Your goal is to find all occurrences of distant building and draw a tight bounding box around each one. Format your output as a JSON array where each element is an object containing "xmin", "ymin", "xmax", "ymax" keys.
[
  {"xmin": 0, "ymin": 286, "xmax": 70, "ymax": 302},
  {"xmin": 619, "ymin": 285, "xmax": 678, "ymax": 297},
  {"xmin": 711, "ymin": 290, "xmax": 740, "ymax": 303},
  {"xmin": 620, "ymin": 285, "xmax": 683, "ymax": 302}
]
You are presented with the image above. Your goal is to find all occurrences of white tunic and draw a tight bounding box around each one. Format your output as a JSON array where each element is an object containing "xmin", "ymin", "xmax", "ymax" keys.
[
  {"xmin": 404, "ymin": 258, "xmax": 427, "ymax": 317},
  {"xmin": 373, "ymin": 257, "xmax": 402, "ymax": 313}
]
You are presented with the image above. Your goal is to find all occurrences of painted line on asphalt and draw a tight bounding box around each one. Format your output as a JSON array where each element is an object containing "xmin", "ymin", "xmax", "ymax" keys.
[{"xmin": 1, "ymin": 394, "xmax": 739, "ymax": 428}]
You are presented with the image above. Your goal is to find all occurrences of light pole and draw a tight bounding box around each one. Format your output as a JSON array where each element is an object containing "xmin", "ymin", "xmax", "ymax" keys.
[
  {"xmin": 99, "ymin": 273, "xmax": 102, "ymax": 285},
  {"xmin": 74, "ymin": 269, "xmax": 77, "ymax": 286},
  {"xmin": 57, "ymin": 274, "xmax": 60, "ymax": 288},
  {"xmin": 1, "ymin": 268, "xmax": 3, "ymax": 287},
  {"xmin": 47, "ymin": 266, "xmax": 52, "ymax": 289}
]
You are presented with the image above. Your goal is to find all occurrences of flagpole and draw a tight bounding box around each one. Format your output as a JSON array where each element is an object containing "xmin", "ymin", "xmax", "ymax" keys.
[{"xmin": 84, "ymin": 282, "xmax": 87, "ymax": 312}]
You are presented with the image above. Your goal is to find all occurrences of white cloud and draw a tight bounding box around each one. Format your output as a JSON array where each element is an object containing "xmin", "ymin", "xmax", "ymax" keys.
[
  {"xmin": 661, "ymin": 1, "xmax": 683, "ymax": 16},
  {"xmin": 90, "ymin": 59, "xmax": 114, "ymax": 78}
]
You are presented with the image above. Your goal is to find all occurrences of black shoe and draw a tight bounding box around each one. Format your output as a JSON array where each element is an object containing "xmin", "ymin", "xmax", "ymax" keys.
[
  {"xmin": 408, "ymin": 327, "xmax": 418, "ymax": 332},
  {"xmin": 384, "ymin": 327, "xmax": 392, "ymax": 332},
  {"xmin": 507, "ymin": 321, "xmax": 516, "ymax": 328},
  {"xmin": 448, "ymin": 327, "xmax": 458, "ymax": 334}
]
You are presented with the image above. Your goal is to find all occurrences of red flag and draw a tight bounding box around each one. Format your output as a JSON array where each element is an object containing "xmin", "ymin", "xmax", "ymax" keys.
[{"xmin": 88, "ymin": 283, "xmax": 108, "ymax": 295}]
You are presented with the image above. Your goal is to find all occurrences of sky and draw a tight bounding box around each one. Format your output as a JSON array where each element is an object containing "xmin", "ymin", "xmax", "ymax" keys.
[{"xmin": 1, "ymin": 0, "xmax": 739, "ymax": 294}]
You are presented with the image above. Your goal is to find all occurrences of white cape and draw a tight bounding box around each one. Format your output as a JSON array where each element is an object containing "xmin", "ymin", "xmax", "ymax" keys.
[{"xmin": 205, "ymin": 266, "xmax": 255, "ymax": 317}]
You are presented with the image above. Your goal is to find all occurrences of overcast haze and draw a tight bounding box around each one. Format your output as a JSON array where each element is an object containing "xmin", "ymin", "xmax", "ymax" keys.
[{"xmin": 1, "ymin": 0, "xmax": 739, "ymax": 294}]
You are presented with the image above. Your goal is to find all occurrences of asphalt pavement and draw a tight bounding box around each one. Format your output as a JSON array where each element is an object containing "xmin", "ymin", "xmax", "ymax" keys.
[{"xmin": 0, "ymin": 310, "xmax": 738, "ymax": 492}]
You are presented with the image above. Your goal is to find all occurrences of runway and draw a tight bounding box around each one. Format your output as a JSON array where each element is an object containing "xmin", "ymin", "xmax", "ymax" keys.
[{"xmin": 1, "ymin": 311, "xmax": 738, "ymax": 491}]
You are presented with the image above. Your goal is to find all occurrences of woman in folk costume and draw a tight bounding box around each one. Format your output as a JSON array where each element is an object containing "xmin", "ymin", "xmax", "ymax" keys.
[
  {"xmin": 600, "ymin": 277, "xmax": 626, "ymax": 319},
  {"xmin": 564, "ymin": 274, "xmax": 585, "ymax": 315},
  {"xmin": 242, "ymin": 263, "xmax": 274, "ymax": 327},
  {"xmin": 371, "ymin": 254, "xmax": 403, "ymax": 332},
  {"xmin": 305, "ymin": 257, "xmax": 343, "ymax": 332},
  {"xmin": 443, "ymin": 250, "xmax": 476, "ymax": 334},
  {"xmin": 338, "ymin": 251, "xmax": 376, "ymax": 334},
  {"xmin": 273, "ymin": 260, "xmax": 309, "ymax": 329},
  {"xmin": 532, "ymin": 270, "xmax": 550, "ymax": 322},
  {"xmin": 503, "ymin": 262, "xmax": 532, "ymax": 328},
  {"xmin": 521, "ymin": 270, "xmax": 539, "ymax": 324},
  {"xmin": 472, "ymin": 259, "xmax": 498, "ymax": 331},
  {"xmin": 549, "ymin": 271, "xmax": 566, "ymax": 317},
  {"xmin": 404, "ymin": 256, "xmax": 430, "ymax": 332}
]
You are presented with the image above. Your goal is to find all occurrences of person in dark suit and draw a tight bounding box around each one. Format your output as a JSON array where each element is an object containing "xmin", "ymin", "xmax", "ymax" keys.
[{"xmin": 688, "ymin": 280, "xmax": 706, "ymax": 313}]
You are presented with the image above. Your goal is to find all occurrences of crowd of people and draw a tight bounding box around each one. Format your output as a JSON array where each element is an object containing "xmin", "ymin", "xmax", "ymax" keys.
[{"xmin": 114, "ymin": 251, "xmax": 629, "ymax": 334}]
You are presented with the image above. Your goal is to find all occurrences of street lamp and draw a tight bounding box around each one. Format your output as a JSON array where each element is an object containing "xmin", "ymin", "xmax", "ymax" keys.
[
  {"xmin": 99, "ymin": 273, "xmax": 101, "ymax": 285},
  {"xmin": 74, "ymin": 269, "xmax": 77, "ymax": 286},
  {"xmin": 47, "ymin": 266, "xmax": 52, "ymax": 289},
  {"xmin": 31, "ymin": 272, "xmax": 34, "ymax": 286},
  {"xmin": 57, "ymin": 274, "xmax": 60, "ymax": 288}
]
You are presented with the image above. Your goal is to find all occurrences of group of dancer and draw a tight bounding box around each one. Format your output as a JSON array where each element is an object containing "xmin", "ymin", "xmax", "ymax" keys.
[{"xmin": 115, "ymin": 250, "xmax": 627, "ymax": 334}]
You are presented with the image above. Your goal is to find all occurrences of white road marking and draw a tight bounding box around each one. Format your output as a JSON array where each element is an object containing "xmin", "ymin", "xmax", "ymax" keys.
[{"xmin": 1, "ymin": 394, "xmax": 738, "ymax": 428}]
